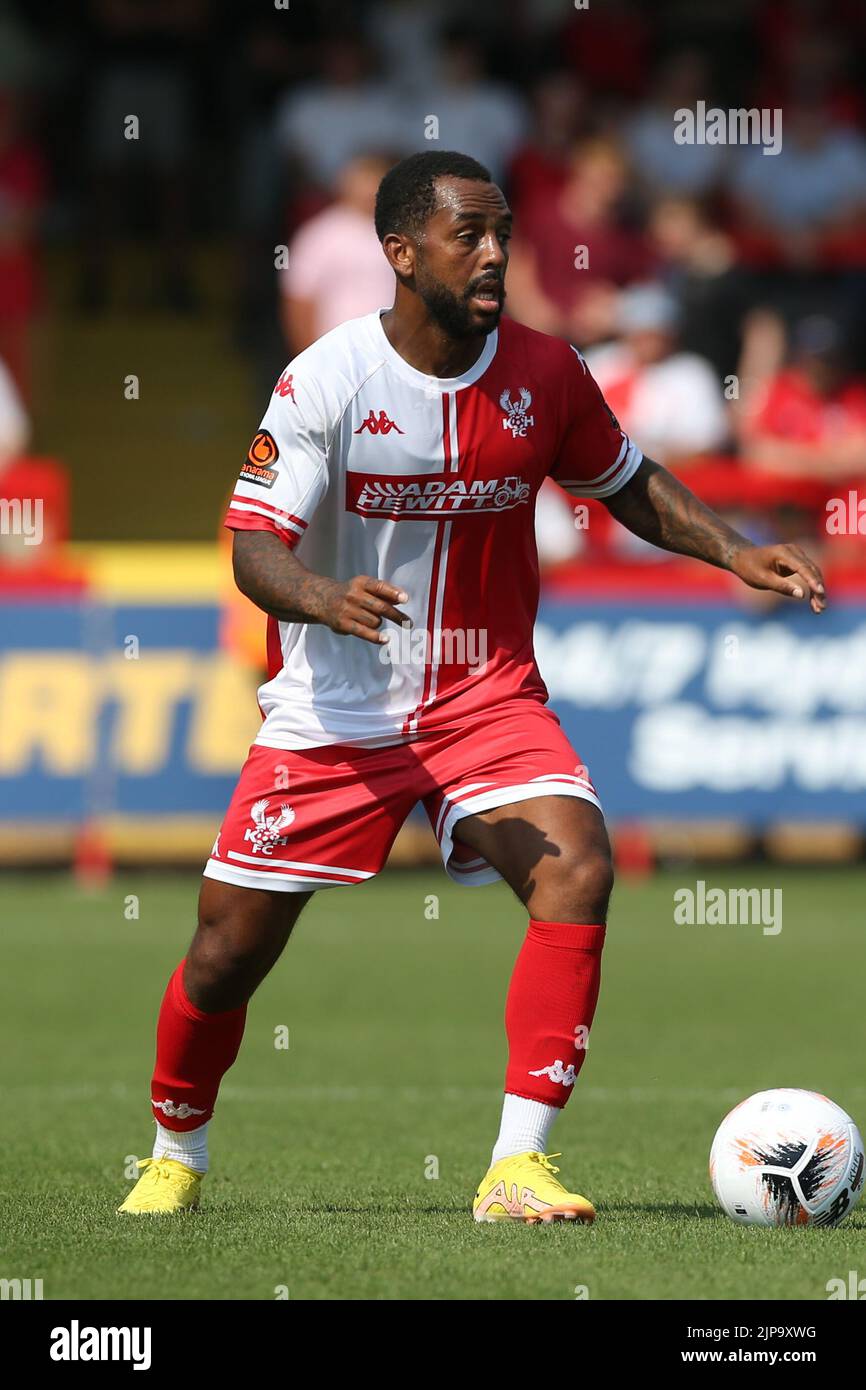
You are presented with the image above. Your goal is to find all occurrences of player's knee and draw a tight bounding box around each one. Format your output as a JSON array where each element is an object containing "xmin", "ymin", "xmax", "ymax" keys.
[
  {"xmin": 533, "ymin": 844, "xmax": 614, "ymax": 922},
  {"xmin": 190, "ymin": 929, "xmax": 258, "ymax": 990},
  {"xmin": 187, "ymin": 901, "xmax": 271, "ymax": 1005}
]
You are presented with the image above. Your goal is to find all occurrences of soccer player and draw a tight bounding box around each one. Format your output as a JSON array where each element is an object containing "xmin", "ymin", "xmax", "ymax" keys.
[{"xmin": 119, "ymin": 152, "xmax": 826, "ymax": 1222}]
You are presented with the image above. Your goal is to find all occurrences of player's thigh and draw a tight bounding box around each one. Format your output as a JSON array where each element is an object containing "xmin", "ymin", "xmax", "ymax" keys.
[
  {"xmin": 188, "ymin": 736, "xmax": 417, "ymax": 1006},
  {"xmin": 453, "ymin": 794, "xmax": 613, "ymax": 919}
]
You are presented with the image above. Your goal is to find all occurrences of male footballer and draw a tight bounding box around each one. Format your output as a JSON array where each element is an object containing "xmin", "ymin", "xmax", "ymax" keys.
[{"xmin": 119, "ymin": 151, "xmax": 825, "ymax": 1222}]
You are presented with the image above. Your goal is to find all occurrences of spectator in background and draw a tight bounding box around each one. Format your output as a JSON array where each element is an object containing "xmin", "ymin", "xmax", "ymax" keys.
[
  {"xmin": 755, "ymin": 3, "xmax": 866, "ymax": 131},
  {"xmin": 506, "ymin": 70, "xmax": 589, "ymax": 224},
  {"xmin": 274, "ymin": 36, "xmax": 404, "ymax": 191},
  {"xmin": 0, "ymin": 353, "xmax": 28, "ymax": 468},
  {"xmin": 367, "ymin": 0, "xmax": 441, "ymax": 91},
  {"xmin": 558, "ymin": 0, "xmax": 650, "ymax": 102},
  {"xmin": 280, "ymin": 153, "xmax": 396, "ymax": 354},
  {"xmin": 624, "ymin": 51, "xmax": 730, "ymax": 198},
  {"xmin": 534, "ymin": 476, "xmax": 586, "ymax": 572},
  {"xmin": 730, "ymin": 94, "xmax": 866, "ymax": 269},
  {"xmin": 0, "ymin": 87, "xmax": 45, "ymax": 398},
  {"xmin": 739, "ymin": 315, "xmax": 866, "ymax": 477},
  {"xmin": 506, "ymin": 136, "xmax": 653, "ymax": 345},
  {"xmin": 0, "ymin": 353, "xmax": 70, "ymax": 581},
  {"xmin": 413, "ymin": 25, "xmax": 526, "ymax": 185},
  {"xmin": 586, "ymin": 283, "xmax": 728, "ymax": 466},
  {"xmin": 649, "ymin": 195, "xmax": 750, "ymax": 382}
]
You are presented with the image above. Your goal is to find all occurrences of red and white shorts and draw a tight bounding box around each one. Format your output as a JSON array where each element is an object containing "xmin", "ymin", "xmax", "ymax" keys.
[{"xmin": 203, "ymin": 701, "xmax": 601, "ymax": 893}]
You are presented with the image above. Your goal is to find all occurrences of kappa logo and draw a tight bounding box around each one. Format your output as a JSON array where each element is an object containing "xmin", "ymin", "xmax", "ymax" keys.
[
  {"xmin": 500, "ymin": 387, "xmax": 535, "ymax": 438},
  {"xmin": 354, "ymin": 409, "xmax": 404, "ymax": 435},
  {"xmin": 152, "ymin": 1098, "xmax": 207, "ymax": 1119},
  {"xmin": 274, "ymin": 370, "xmax": 297, "ymax": 403},
  {"xmin": 528, "ymin": 1059, "xmax": 577, "ymax": 1087},
  {"xmin": 245, "ymin": 798, "xmax": 295, "ymax": 854}
]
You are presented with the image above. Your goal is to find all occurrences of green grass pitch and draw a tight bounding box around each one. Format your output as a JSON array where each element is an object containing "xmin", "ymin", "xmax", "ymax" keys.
[{"xmin": 2, "ymin": 866, "xmax": 864, "ymax": 1301}]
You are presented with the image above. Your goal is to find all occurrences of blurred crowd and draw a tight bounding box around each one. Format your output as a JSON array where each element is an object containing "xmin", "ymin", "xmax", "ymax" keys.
[{"xmin": 2, "ymin": 0, "xmax": 866, "ymax": 568}]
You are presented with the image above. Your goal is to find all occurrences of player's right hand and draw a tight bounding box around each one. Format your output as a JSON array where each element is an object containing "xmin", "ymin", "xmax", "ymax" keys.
[{"xmin": 322, "ymin": 575, "xmax": 411, "ymax": 644}]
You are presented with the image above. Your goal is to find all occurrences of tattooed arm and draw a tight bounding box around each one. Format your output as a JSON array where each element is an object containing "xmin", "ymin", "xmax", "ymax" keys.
[
  {"xmin": 232, "ymin": 529, "xmax": 411, "ymax": 644},
  {"xmin": 603, "ymin": 457, "xmax": 827, "ymax": 613}
]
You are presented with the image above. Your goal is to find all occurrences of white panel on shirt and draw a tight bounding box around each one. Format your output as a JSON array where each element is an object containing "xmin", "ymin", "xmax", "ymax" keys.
[{"xmin": 242, "ymin": 313, "xmax": 472, "ymax": 750}]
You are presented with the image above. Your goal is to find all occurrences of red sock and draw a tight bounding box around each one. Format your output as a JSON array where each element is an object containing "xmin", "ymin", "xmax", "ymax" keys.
[
  {"xmin": 504, "ymin": 919, "xmax": 606, "ymax": 1108},
  {"xmin": 151, "ymin": 959, "xmax": 247, "ymax": 1130}
]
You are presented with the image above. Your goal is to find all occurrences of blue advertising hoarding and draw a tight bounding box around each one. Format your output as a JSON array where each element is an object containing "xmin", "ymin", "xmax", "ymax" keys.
[
  {"xmin": 1, "ymin": 594, "xmax": 865, "ymax": 829},
  {"xmin": 535, "ymin": 598, "xmax": 866, "ymax": 822},
  {"xmin": 0, "ymin": 600, "xmax": 259, "ymax": 823}
]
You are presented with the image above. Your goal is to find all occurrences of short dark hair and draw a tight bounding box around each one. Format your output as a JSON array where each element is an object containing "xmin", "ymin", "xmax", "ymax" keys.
[{"xmin": 374, "ymin": 150, "xmax": 493, "ymax": 242}]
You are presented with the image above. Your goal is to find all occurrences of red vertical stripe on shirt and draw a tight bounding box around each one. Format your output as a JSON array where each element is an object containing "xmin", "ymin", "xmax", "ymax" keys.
[{"xmin": 265, "ymin": 615, "xmax": 284, "ymax": 681}]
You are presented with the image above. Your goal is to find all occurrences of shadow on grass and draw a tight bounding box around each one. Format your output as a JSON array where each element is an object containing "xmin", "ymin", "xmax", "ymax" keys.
[
  {"xmin": 599, "ymin": 1201, "xmax": 866, "ymax": 1230},
  {"xmin": 223, "ymin": 1202, "xmax": 471, "ymax": 1218},
  {"xmin": 116, "ymin": 1199, "xmax": 719, "ymax": 1222},
  {"xmin": 112, "ymin": 1197, "xmax": 866, "ymax": 1230},
  {"xmin": 598, "ymin": 1202, "xmax": 720, "ymax": 1220}
]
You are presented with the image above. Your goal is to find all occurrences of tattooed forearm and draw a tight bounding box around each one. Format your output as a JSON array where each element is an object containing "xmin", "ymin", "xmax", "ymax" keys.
[
  {"xmin": 603, "ymin": 458, "xmax": 751, "ymax": 571},
  {"xmin": 601, "ymin": 458, "xmax": 827, "ymax": 611},
  {"xmin": 232, "ymin": 529, "xmax": 338, "ymax": 624},
  {"xmin": 232, "ymin": 529, "xmax": 411, "ymax": 644}
]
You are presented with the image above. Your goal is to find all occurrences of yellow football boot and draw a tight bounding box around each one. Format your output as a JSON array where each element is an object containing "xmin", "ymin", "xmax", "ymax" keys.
[
  {"xmin": 117, "ymin": 1157, "xmax": 203, "ymax": 1215},
  {"xmin": 473, "ymin": 1151, "xmax": 595, "ymax": 1224}
]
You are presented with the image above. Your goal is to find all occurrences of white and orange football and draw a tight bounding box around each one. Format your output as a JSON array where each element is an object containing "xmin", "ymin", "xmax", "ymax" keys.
[{"xmin": 709, "ymin": 1088, "xmax": 864, "ymax": 1227}]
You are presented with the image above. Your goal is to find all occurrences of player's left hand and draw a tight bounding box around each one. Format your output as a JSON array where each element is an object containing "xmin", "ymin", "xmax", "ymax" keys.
[{"xmin": 730, "ymin": 543, "xmax": 826, "ymax": 613}]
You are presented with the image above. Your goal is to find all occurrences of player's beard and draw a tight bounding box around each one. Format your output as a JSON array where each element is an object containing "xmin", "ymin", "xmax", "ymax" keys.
[{"xmin": 416, "ymin": 268, "xmax": 505, "ymax": 338}]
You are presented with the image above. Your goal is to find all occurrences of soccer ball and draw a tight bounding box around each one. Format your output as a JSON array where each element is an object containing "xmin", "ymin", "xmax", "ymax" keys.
[{"xmin": 710, "ymin": 1088, "xmax": 865, "ymax": 1227}]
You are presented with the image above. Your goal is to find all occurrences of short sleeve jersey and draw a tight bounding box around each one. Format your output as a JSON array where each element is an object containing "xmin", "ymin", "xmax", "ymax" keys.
[{"xmin": 226, "ymin": 311, "xmax": 642, "ymax": 748}]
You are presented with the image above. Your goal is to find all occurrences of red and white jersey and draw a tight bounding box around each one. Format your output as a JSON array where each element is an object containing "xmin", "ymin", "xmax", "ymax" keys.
[{"xmin": 226, "ymin": 310, "xmax": 642, "ymax": 749}]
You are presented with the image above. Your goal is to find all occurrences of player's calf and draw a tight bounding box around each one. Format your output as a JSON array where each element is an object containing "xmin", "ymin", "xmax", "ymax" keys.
[
  {"xmin": 456, "ymin": 798, "xmax": 611, "ymax": 1213},
  {"xmin": 118, "ymin": 882, "xmax": 312, "ymax": 1214}
]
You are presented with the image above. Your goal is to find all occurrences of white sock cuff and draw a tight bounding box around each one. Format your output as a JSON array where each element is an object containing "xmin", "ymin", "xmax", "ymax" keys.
[
  {"xmin": 153, "ymin": 1119, "xmax": 209, "ymax": 1174},
  {"xmin": 491, "ymin": 1093, "xmax": 560, "ymax": 1165}
]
